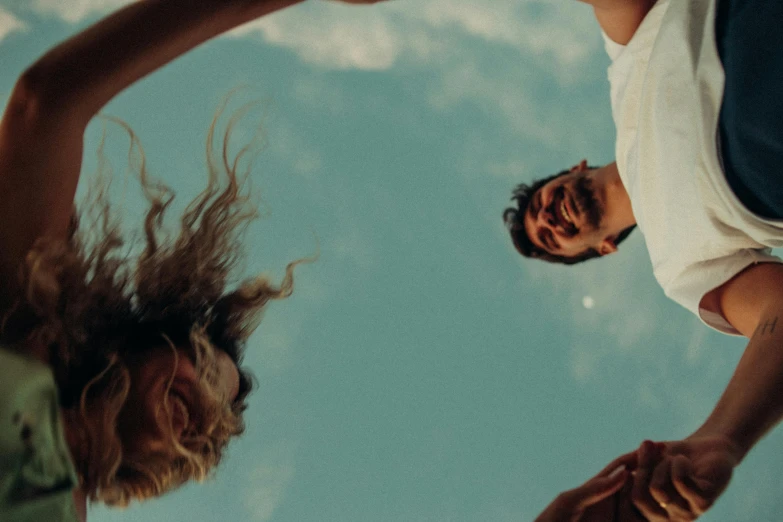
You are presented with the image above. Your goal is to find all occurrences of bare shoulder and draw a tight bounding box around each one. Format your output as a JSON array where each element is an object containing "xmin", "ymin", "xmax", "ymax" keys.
[{"xmin": 579, "ymin": 0, "xmax": 658, "ymax": 45}]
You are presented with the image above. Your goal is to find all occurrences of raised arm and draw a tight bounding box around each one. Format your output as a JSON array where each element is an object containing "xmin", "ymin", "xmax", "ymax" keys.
[
  {"xmin": 0, "ymin": 0, "xmax": 381, "ymax": 316},
  {"xmin": 577, "ymin": 0, "xmax": 656, "ymax": 44}
]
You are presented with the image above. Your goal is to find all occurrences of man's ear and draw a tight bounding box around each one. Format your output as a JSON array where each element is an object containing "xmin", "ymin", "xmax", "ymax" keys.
[
  {"xmin": 598, "ymin": 237, "xmax": 618, "ymax": 256},
  {"xmin": 570, "ymin": 159, "xmax": 589, "ymax": 173}
]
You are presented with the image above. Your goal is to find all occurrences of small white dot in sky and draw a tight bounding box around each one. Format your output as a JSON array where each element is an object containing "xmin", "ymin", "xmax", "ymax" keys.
[{"xmin": 582, "ymin": 296, "xmax": 595, "ymax": 309}]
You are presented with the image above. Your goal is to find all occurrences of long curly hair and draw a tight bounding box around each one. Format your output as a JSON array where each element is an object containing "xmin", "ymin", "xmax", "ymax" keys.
[{"xmin": 4, "ymin": 103, "xmax": 303, "ymax": 506}]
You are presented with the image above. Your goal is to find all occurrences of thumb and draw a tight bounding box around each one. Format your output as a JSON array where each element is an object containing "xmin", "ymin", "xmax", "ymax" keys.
[{"xmin": 574, "ymin": 466, "xmax": 628, "ymax": 509}]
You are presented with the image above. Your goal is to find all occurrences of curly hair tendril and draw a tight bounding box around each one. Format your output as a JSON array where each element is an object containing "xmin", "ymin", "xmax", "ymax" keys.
[{"xmin": 7, "ymin": 102, "xmax": 308, "ymax": 506}]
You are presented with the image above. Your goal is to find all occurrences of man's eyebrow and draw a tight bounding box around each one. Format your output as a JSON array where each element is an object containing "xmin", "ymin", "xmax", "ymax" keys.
[{"xmin": 532, "ymin": 189, "xmax": 543, "ymax": 216}]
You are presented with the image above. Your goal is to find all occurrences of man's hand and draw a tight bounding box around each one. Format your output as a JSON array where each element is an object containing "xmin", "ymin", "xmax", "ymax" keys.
[
  {"xmin": 535, "ymin": 451, "xmax": 638, "ymax": 522},
  {"xmin": 630, "ymin": 436, "xmax": 740, "ymax": 520}
]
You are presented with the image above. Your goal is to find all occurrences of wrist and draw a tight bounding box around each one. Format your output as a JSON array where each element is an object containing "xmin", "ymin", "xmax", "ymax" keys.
[{"xmin": 687, "ymin": 423, "xmax": 748, "ymax": 465}]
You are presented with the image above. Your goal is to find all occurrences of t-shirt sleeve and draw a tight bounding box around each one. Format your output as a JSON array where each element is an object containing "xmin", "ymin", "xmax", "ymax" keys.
[
  {"xmin": 663, "ymin": 250, "xmax": 783, "ymax": 335},
  {"xmin": 0, "ymin": 347, "xmax": 80, "ymax": 522},
  {"xmin": 601, "ymin": 30, "xmax": 633, "ymax": 134},
  {"xmin": 601, "ymin": 31, "xmax": 627, "ymax": 61}
]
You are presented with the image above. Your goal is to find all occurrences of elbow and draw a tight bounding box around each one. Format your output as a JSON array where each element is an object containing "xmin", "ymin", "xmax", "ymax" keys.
[
  {"xmin": 10, "ymin": 65, "xmax": 84, "ymax": 127},
  {"xmin": 7, "ymin": 68, "xmax": 47, "ymax": 129}
]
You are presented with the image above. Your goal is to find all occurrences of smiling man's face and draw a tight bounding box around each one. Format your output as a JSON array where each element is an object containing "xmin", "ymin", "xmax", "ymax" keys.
[{"xmin": 522, "ymin": 163, "xmax": 617, "ymax": 258}]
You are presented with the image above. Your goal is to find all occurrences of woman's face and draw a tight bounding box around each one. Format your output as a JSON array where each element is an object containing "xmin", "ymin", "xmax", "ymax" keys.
[{"xmin": 117, "ymin": 345, "xmax": 241, "ymax": 458}]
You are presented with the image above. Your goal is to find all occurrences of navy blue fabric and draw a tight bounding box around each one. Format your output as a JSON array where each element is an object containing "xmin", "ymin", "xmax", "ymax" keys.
[{"xmin": 716, "ymin": 0, "xmax": 783, "ymax": 219}]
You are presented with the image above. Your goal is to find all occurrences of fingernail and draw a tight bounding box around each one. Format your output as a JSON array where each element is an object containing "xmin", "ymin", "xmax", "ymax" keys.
[{"xmin": 609, "ymin": 465, "xmax": 626, "ymax": 478}]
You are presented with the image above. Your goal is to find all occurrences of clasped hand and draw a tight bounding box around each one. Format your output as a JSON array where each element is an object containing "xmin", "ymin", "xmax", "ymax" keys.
[{"xmin": 536, "ymin": 436, "xmax": 740, "ymax": 521}]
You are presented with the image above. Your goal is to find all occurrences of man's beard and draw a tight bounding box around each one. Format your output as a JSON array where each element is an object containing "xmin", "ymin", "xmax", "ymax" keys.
[{"xmin": 574, "ymin": 176, "xmax": 602, "ymax": 230}]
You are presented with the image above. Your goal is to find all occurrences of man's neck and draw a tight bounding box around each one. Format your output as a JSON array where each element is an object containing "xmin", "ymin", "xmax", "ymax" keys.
[{"xmin": 596, "ymin": 161, "xmax": 636, "ymax": 232}]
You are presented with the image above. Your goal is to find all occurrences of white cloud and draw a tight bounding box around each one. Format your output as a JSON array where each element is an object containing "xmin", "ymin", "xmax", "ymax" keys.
[
  {"xmin": 29, "ymin": 0, "xmax": 133, "ymax": 23},
  {"xmin": 232, "ymin": 9, "xmax": 401, "ymax": 71},
  {"xmin": 0, "ymin": 8, "xmax": 25, "ymax": 42},
  {"xmin": 516, "ymin": 235, "xmax": 732, "ymax": 432},
  {"xmin": 243, "ymin": 444, "xmax": 296, "ymax": 522},
  {"xmin": 522, "ymin": 235, "xmax": 659, "ymax": 349},
  {"xmin": 412, "ymin": 0, "xmax": 596, "ymax": 66},
  {"xmin": 251, "ymin": 326, "xmax": 296, "ymax": 374},
  {"xmin": 236, "ymin": 1, "xmax": 604, "ymax": 153},
  {"xmin": 225, "ymin": 0, "xmax": 596, "ymax": 70},
  {"xmin": 487, "ymin": 160, "xmax": 530, "ymax": 181},
  {"xmin": 568, "ymin": 346, "xmax": 600, "ymax": 383},
  {"xmin": 22, "ymin": 0, "xmax": 600, "ymax": 75},
  {"xmin": 229, "ymin": 0, "xmax": 600, "ymax": 73},
  {"xmin": 21, "ymin": 0, "xmax": 603, "ymax": 151},
  {"xmin": 266, "ymin": 117, "xmax": 325, "ymax": 179}
]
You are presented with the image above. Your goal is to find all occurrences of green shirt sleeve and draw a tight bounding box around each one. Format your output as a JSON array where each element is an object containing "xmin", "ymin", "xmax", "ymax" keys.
[{"xmin": 0, "ymin": 346, "xmax": 80, "ymax": 522}]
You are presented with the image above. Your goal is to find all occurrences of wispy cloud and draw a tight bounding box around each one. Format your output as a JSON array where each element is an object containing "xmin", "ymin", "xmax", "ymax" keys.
[
  {"xmin": 0, "ymin": 7, "xmax": 25, "ymax": 42},
  {"xmin": 22, "ymin": 0, "xmax": 600, "ymax": 76},
  {"xmin": 411, "ymin": 0, "xmax": 597, "ymax": 66},
  {"xmin": 242, "ymin": 444, "xmax": 297, "ymax": 522},
  {"xmin": 511, "ymin": 231, "xmax": 731, "ymax": 427},
  {"xmin": 21, "ymin": 0, "xmax": 604, "ymax": 152},
  {"xmin": 29, "ymin": 0, "xmax": 132, "ymax": 23},
  {"xmin": 232, "ymin": 1, "xmax": 598, "ymax": 72},
  {"xmin": 231, "ymin": 5, "xmax": 402, "ymax": 71}
]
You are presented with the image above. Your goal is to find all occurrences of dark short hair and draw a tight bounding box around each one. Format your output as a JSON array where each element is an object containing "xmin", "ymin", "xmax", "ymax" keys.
[{"xmin": 502, "ymin": 168, "xmax": 636, "ymax": 265}]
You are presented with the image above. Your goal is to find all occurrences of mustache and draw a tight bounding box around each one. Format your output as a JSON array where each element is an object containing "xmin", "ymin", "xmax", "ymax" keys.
[{"xmin": 574, "ymin": 176, "xmax": 602, "ymax": 229}]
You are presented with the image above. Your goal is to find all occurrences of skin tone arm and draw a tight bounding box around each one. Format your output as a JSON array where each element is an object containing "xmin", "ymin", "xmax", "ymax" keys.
[
  {"xmin": 631, "ymin": 263, "xmax": 783, "ymax": 519},
  {"xmin": 576, "ymin": 0, "xmax": 657, "ymax": 45},
  {"xmin": 0, "ymin": 0, "xmax": 302, "ymax": 318},
  {"xmin": 535, "ymin": 451, "xmax": 637, "ymax": 522},
  {"xmin": 1, "ymin": 0, "xmax": 385, "ymax": 515},
  {"xmin": 0, "ymin": 0, "xmax": 385, "ymax": 321},
  {"xmin": 695, "ymin": 263, "xmax": 783, "ymax": 454}
]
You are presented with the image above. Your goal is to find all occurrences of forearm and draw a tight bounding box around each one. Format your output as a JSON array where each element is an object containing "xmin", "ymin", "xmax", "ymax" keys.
[
  {"xmin": 692, "ymin": 306, "xmax": 783, "ymax": 462},
  {"xmin": 20, "ymin": 0, "xmax": 304, "ymax": 123}
]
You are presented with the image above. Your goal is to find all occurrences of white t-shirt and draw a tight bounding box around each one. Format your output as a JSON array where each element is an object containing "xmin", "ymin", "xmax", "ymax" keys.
[{"xmin": 604, "ymin": 0, "xmax": 783, "ymax": 335}]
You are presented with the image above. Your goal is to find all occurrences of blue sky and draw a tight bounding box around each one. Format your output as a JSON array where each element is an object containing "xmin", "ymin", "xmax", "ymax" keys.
[{"xmin": 1, "ymin": 1, "xmax": 782, "ymax": 521}]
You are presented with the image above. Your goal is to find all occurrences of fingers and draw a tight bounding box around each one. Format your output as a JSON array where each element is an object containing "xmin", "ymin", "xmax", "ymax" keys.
[
  {"xmin": 568, "ymin": 448, "xmax": 640, "ymax": 510},
  {"xmin": 650, "ymin": 457, "xmax": 696, "ymax": 520},
  {"xmin": 671, "ymin": 455, "xmax": 711, "ymax": 516},
  {"xmin": 595, "ymin": 450, "xmax": 639, "ymax": 478},
  {"xmin": 631, "ymin": 441, "xmax": 669, "ymax": 520},
  {"xmin": 616, "ymin": 478, "xmax": 648, "ymax": 522},
  {"xmin": 573, "ymin": 464, "xmax": 629, "ymax": 510},
  {"xmin": 557, "ymin": 449, "xmax": 637, "ymax": 512}
]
